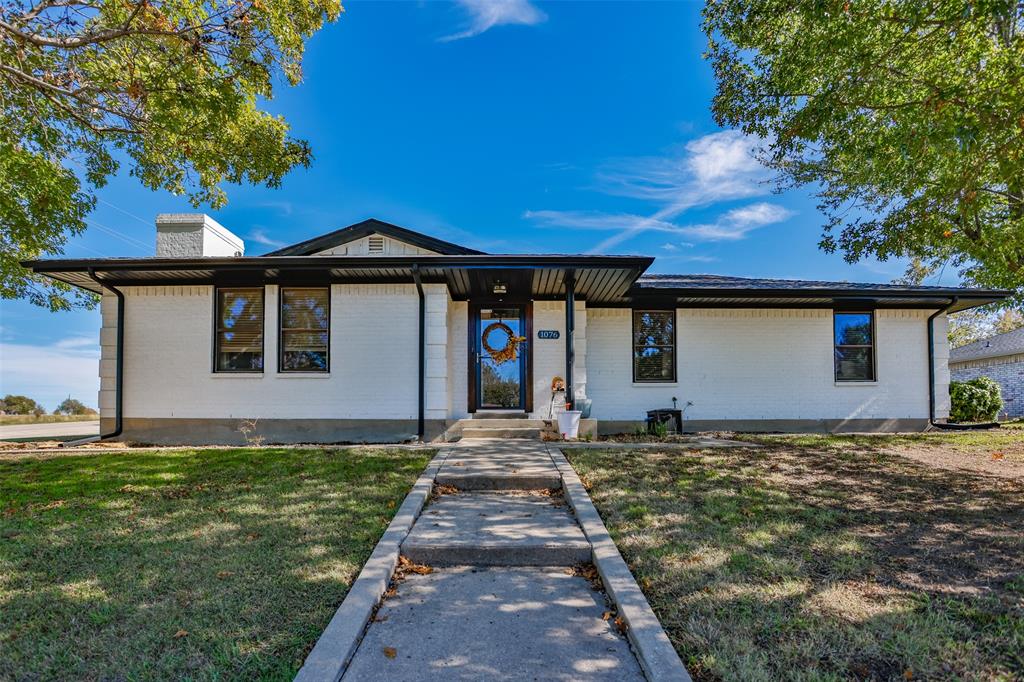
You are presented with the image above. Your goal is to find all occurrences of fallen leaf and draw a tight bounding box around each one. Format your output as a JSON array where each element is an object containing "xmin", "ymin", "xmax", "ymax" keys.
[
  {"xmin": 613, "ymin": 616, "xmax": 628, "ymax": 634},
  {"xmin": 216, "ymin": 570, "xmax": 234, "ymax": 579},
  {"xmin": 387, "ymin": 500, "xmax": 396, "ymax": 509},
  {"xmin": 173, "ymin": 629, "xmax": 189, "ymax": 639},
  {"xmin": 383, "ymin": 646, "xmax": 397, "ymax": 659},
  {"xmin": 602, "ymin": 611, "xmax": 612, "ymax": 621},
  {"xmin": 245, "ymin": 533, "xmax": 259, "ymax": 541},
  {"xmin": 992, "ymin": 452, "xmax": 1005, "ymax": 461},
  {"xmin": 903, "ymin": 670, "xmax": 914, "ymax": 680}
]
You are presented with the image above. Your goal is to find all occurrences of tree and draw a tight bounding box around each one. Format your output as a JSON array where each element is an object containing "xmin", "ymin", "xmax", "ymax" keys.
[
  {"xmin": 703, "ymin": 1, "xmax": 1024, "ymax": 302},
  {"xmin": 55, "ymin": 397, "xmax": 96, "ymax": 415},
  {"xmin": 1, "ymin": 394, "xmax": 45, "ymax": 415},
  {"xmin": 0, "ymin": 0, "xmax": 341, "ymax": 311}
]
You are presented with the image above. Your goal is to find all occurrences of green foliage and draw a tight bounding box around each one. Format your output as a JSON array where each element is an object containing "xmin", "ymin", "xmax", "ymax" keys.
[
  {"xmin": 704, "ymin": 1, "xmax": 1024, "ymax": 302},
  {"xmin": 0, "ymin": 0, "xmax": 341, "ymax": 310},
  {"xmin": 481, "ymin": 363, "xmax": 520, "ymax": 408},
  {"xmin": 1, "ymin": 394, "xmax": 45, "ymax": 415},
  {"xmin": 54, "ymin": 397, "xmax": 96, "ymax": 415},
  {"xmin": 949, "ymin": 376, "xmax": 1003, "ymax": 422}
]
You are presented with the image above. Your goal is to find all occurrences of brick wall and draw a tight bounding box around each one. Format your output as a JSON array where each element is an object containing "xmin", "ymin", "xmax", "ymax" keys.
[
  {"xmin": 950, "ymin": 355, "xmax": 1024, "ymax": 418},
  {"xmin": 108, "ymin": 284, "xmax": 423, "ymax": 420},
  {"xmin": 586, "ymin": 308, "xmax": 939, "ymax": 421}
]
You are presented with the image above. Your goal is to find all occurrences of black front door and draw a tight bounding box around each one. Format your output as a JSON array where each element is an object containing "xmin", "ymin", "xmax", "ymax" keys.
[{"xmin": 472, "ymin": 305, "xmax": 528, "ymax": 410}]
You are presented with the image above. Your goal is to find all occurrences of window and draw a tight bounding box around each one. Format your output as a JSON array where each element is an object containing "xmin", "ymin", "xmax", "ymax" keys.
[
  {"xmin": 633, "ymin": 310, "xmax": 676, "ymax": 382},
  {"xmin": 834, "ymin": 311, "xmax": 875, "ymax": 381},
  {"xmin": 215, "ymin": 288, "xmax": 264, "ymax": 372},
  {"xmin": 279, "ymin": 287, "xmax": 330, "ymax": 372}
]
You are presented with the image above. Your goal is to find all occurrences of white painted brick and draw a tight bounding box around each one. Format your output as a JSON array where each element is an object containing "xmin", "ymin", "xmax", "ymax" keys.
[{"xmin": 587, "ymin": 308, "xmax": 932, "ymax": 421}]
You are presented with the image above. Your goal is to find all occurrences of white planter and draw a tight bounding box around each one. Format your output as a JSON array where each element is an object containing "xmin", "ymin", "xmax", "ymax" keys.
[{"xmin": 557, "ymin": 410, "xmax": 582, "ymax": 439}]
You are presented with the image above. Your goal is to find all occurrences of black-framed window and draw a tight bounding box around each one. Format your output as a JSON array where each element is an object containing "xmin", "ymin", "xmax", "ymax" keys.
[
  {"xmin": 633, "ymin": 310, "xmax": 676, "ymax": 382},
  {"xmin": 215, "ymin": 288, "xmax": 264, "ymax": 372},
  {"xmin": 834, "ymin": 311, "xmax": 875, "ymax": 381},
  {"xmin": 279, "ymin": 287, "xmax": 330, "ymax": 372}
]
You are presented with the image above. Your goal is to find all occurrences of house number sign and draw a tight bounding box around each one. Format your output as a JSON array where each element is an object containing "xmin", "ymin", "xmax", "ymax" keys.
[{"xmin": 537, "ymin": 330, "xmax": 560, "ymax": 339}]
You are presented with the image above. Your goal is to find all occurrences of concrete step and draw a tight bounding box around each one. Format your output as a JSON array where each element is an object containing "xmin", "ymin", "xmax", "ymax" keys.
[
  {"xmin": 402, "ymin": 493, "xmax": 591, "ymax": 567},
  {"xmin": 471, "ymin": 410, "xmax": 529, "ymax": 419},
  {"xmin": 437, "ymin": 441, "xmax": 561, "ymax": 490},
  {"xmin": 461, "ymin": 427, "xmax": 541, "ymax": 440},
  {"xmin": 461, "ymin": 419, "xmax": 545, "ymax": 429}
]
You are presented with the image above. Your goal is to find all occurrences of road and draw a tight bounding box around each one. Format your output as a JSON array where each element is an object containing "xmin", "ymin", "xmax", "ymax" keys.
[{"xmin": 0, "ymin": 421, "xmax": 100, "ymax": 440}]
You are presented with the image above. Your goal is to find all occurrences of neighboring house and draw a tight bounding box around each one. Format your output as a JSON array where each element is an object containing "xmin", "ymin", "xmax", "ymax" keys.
[
  {"xmin": 25, "ymin": 215, "xmax": 1009, "ymax": 444},
  {"xmin": 950, "ymin": 327, "xmax": 1024, "ymax": 419}
]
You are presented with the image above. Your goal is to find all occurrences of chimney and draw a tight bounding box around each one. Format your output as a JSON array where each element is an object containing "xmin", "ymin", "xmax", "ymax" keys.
[{"xmin": 155, "ymin": 214, "xmax": 245, "ymax": 258}]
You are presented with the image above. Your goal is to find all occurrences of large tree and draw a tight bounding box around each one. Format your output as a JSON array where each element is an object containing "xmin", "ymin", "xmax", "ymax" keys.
[
  {"xmin": 0, "ymin": 0, "xmax": 341, "ymax": 311},
  {"xmin": 703, "ymin": 1, "xmax": 1024, "ymax": 300}
]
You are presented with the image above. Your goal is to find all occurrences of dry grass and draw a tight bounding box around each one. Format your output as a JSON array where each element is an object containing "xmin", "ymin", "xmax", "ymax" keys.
[
  {"xmin": 569, "ymin": 433, "xmax": 1024, "ymax": 681},
  {"xmin": 0, "ymin": 414, "xmax": 97, "ymax": 426}
]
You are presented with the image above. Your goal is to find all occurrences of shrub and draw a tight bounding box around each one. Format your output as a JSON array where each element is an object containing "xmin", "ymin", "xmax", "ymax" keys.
[{"xmin": 949, "ymin": 377, "xmax": 1003, "ymax": 423}]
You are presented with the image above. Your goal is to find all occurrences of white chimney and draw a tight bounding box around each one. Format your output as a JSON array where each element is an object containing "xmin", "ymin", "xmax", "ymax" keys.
[{"xmin": 155, "ymin": 214, "xmax": 245, "ymax": 258}]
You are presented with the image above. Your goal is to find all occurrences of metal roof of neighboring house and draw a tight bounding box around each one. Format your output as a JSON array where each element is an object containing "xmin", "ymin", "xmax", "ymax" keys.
[{"xmin": 950, "ymin": 326, "xmax": 1024, "ymax": 363}]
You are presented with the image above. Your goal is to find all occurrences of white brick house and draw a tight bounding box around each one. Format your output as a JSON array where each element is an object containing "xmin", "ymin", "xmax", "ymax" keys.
[{"xmin": 26, "ymin": 216, "xmax": 1009, "ymax": 444}]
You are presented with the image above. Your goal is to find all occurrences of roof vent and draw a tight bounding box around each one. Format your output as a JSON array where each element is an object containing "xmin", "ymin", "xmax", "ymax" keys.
[{"xmin": 368, "ymin": 235, "xmax": 385, "ymax": 253}]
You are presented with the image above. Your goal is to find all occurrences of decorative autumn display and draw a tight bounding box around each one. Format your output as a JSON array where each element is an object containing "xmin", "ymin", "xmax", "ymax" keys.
[{"xmin": 482, "ymin": 321, "xmax": 526, "ymax": 365}]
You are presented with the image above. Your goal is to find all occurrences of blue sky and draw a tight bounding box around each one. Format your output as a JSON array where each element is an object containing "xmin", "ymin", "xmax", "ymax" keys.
[{"xmin": 1, "ymin": 0, "xmax": 940, "ymax": 410}]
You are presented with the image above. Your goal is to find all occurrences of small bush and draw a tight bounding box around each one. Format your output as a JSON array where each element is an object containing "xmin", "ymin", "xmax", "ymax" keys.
[{"xmin": 949, "ymin": 377, "xmax": 1003, "ymax": 423}]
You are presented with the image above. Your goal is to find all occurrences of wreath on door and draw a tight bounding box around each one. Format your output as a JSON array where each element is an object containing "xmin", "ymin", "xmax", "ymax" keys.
[{"xmin": 482, "ymin": 321, "xmax": 526, "ymax": 365}]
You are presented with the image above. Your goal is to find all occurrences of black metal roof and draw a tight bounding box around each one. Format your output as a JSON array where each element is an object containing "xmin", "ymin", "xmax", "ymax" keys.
[
  {"xmin": 263, "ymin": 218, "xmax": 485, "ymax": 256},
  {"xmin": 626, "ymin": 274, "xmax": 1007, "ymax": 312}
]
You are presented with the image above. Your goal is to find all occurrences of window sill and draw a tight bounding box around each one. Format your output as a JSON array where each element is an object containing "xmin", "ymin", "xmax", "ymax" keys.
[
  {"xmin": 276, "ymin": 373, "xmax": 331, "ymax": 378},
  {"xmin": 834, "ymin": 381, "xmax": 877, "ymax": 386},
  {"xmin": 210, "ymin": 373, "xmax": 264, "ymax": 379},
  {"xmin": 632, "ymin": 382, "xmax": 679, "ymax": 387}
]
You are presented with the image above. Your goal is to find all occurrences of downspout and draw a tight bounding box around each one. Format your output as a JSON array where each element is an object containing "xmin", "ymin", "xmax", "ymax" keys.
[
  {"xmin": 87, "ymin": 268, "xmax": 124, "ymax": 440},
  {"xmin": 564, "ymin": 269, "xmax": 575, "ymax": 410},
  {"xmin": 412, "ymin": 265, "xmax": 425, "ymax": 441},
  {"xmin": 927, "ymin": 297, "xmax": 997, "ymax": 430}
]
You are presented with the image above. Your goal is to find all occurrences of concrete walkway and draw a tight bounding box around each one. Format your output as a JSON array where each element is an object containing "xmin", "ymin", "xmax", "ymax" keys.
[{"xmin": 341, "ymin": 439, "xmax": 647, "ymax": 681}]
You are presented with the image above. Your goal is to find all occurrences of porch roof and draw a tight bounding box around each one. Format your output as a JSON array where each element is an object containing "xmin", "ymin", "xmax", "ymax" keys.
[{"xmin": 22, "ymin": 254, "xmax": 653, "ymax": 304}]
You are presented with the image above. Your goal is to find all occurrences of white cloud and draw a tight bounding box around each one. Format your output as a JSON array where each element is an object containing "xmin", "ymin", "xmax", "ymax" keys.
[
  {"xmin": 526, "ymin": 129, "xmax": 782, "ymax": 253},
  {"xmin": 439, "ymin": 0, "xmax": 546, "ymax": 42},
  {"xmin": 525, "ymin": 200, "xmax": 792, "ymax": 247},
  {"xmin": 677, "ymin": 202, "xmax": 793, "ymax": 241},
  {"xmin": 0, "ymin": 337, "xmax": 100, "ymax": 411},
  {"xmin": 246, "ymin": 229, "xmax": 287, "ymax": 249},
  {"xmin": 661, "ymin": 243, "xmax": 678, "ymax": 251}
]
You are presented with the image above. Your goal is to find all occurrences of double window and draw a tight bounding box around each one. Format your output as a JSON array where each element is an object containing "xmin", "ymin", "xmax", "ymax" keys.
[
  {"xmin": 633, "ymin": 310, "xmax": 676, "ymax": 382},
  {"xmin": 214, "ymin": 287, "xmax": 329, "ymax": 373},
  {"xmin": 834, "ymin": 311, "xmax": 875, "ymax": 381}
]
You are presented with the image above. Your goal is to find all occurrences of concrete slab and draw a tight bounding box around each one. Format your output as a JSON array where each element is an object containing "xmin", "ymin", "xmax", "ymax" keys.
[
  {"xmin": 0, "ymin": 420, "xmax": 99, "ymax": 440},
  {"xmin": 341, "ymin": 566, "xmax": 645, "ymax": 681},
  {"xmin": 436, "ymin": 439, "xmax": 561, "ymax": 490},
  {"xmin": 402, "ymin": 493, "xmax": 590, "ymax": 566}
]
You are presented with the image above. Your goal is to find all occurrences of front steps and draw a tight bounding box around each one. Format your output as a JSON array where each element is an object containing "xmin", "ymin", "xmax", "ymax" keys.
[
  {"xmin": 402, "ymin": 492, "xmax": 591, "ymax": 566},
  {"xmin": 455, "ymin": 417, "xmax": 545, "ymax": 441}
]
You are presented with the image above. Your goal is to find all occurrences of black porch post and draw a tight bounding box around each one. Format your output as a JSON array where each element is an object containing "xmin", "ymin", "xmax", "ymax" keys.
[{"xmin": 565, "ymin": 269, "xmax": 575, "ymax": 410}]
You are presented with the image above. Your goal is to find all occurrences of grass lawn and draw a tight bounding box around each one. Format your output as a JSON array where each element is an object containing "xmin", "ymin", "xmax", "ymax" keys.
[
  {"xmin": 0, "ymin": 447, "xmax": 431, "ymax": 681},
  {"xmin": 569, "ymin": 432, "xmax": 1024, "ymax": 681},
  {"xmin": 0, "ymin": 414, "xmax": 98, "ymax": 426}
]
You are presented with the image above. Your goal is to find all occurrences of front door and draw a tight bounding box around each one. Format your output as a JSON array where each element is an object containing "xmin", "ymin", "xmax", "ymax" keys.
[{"xmin": 471, "ymin": 305, "xmax": 529, "ymax": 411}]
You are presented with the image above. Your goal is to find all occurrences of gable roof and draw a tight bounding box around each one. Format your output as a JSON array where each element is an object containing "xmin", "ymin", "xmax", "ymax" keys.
[
  {"xmin": 950, "ymin": 326, "xmax": 1024, "ymax": 363},
  {"xmin": 262, "ymin": 218, "xmax": 485, "ymax": 256}
]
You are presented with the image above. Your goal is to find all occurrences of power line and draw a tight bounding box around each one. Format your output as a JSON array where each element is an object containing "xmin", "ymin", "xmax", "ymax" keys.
[
  {"xmin": 97, "ymin": 197, "xmax": 153, "ymax": 228},
  {"xmin": 86, "ymin": 218, "xmax": 153, "ymax": 253}
]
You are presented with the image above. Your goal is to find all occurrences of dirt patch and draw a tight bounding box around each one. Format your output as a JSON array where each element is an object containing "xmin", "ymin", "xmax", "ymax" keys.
[{"xmin": 888, "ymin": 440, "xmax": 1024, "ymax": 480}]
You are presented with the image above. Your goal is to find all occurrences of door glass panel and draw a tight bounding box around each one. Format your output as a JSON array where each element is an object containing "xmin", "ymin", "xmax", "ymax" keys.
[{"xmin": 479, "ymin": 308, "xmax": 523, "ymax": 408}]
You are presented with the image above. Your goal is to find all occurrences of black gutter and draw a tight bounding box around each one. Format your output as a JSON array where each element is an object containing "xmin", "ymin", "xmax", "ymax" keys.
[
  {"xmin": 87, "ymin": 268, "xmax": 124, "ymax": 440},
  {"xmin": 926, "ymin": 299, "xmax": 998, "ymax": 430},
  {"xmin": 412, "ymin": 265, "xmax": 425, "ymax": 441},
  {"xmin": 565, "ymin": 270, "xmax": 575, "ymax": 410}
]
